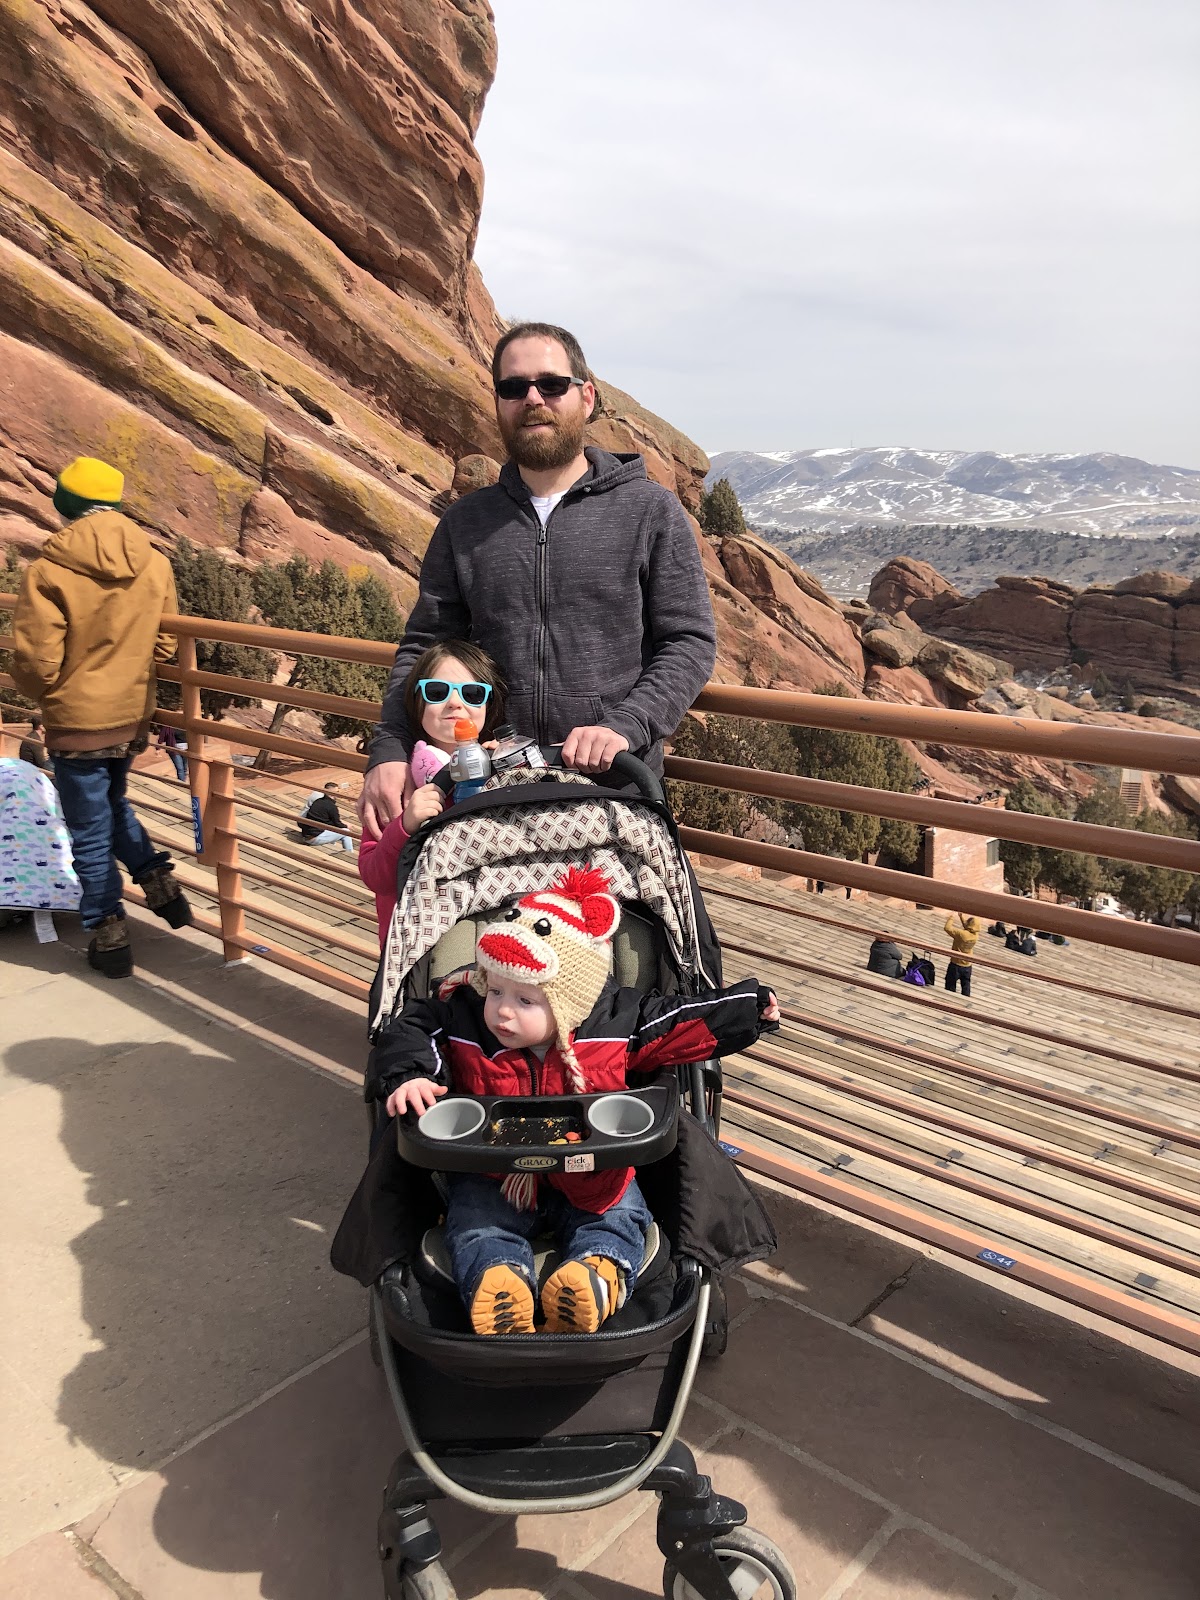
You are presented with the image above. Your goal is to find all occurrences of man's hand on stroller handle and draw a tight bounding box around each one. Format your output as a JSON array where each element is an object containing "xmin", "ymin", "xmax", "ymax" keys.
[
  {"xmin": 386, "ymin": 1077, "xmax": 447, "ymax": 1118},
  {"xmin": 560, "ymin": 725, "xmax": 629, "ymax": 773}
]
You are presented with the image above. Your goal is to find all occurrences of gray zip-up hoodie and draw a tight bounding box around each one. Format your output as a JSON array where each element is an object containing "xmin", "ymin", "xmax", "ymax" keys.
[{"xmin": 369, "ymin": 448, "xmax": 717, "ymax": 775}]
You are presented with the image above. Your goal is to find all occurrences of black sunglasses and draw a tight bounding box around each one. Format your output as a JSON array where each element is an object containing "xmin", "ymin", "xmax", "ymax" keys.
[
  {"xmin": 417, "ymin": 677, "xmax": 493, "ymax": 708},
  {"xmin": 494, "ymin": 374, "xmax": 585, "ymax": 402}
]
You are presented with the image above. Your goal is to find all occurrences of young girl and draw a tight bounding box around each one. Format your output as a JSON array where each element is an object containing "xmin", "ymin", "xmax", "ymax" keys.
[{"xmin": 358, "ymin": 641, "xmax": 506, "ymax": 945}]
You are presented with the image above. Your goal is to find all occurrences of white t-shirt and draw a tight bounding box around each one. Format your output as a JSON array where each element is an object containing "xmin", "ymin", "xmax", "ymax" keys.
[{"xmin": 529, "ymin": 490, "xmax": 566, "ymax": 527}]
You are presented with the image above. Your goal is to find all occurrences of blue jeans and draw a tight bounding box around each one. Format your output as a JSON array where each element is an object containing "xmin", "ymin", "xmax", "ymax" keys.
[
  {"xmin": 52, "ymin": 756, "xmax": 166, "ymax": 928},
  {"xmin": 166, "ymin": 749, "xmax": 187, "ymax": 781},
  {"xmin": 443, "ymin": 1173, "xmax": 653, "ymax": 1304},
  {"xmin": 307, "ymin": 829, "xmax": 353, "ymax": 851}
]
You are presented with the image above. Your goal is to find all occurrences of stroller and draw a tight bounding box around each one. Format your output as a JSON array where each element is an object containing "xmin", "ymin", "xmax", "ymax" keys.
[{"xmin": 332, "ymin": 751, "xmax": 794, "ymax": 1600}]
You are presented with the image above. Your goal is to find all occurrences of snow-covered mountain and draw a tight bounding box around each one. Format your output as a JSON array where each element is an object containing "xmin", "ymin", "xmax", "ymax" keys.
[{"xmin": 706, "ymin": 448, "xmax": 1200, "ymax": 534}]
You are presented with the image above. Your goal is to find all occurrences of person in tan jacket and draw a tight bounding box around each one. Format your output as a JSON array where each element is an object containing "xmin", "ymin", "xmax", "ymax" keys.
[
  {"xmin": 943, "ymin": 911, "xmax": 981, "ymax": 996},
  {"xmin": 11, "ymin": 456, "xmax": 191, "ymax": 977}
]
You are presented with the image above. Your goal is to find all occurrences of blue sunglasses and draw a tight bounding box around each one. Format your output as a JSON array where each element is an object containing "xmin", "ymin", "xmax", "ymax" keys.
[{"xmin": 417, "ymin": 677, "xmax": 492, "ymax": 708}]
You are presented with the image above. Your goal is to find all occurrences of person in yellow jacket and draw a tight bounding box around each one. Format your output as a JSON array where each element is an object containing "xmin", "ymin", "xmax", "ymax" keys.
[
  {"xmin": 943, "ymin": 911, "xmax": 980, "ymax": 996},
  {"xmin": 11, "ymin": 457, "xmax": 191, "ymax": 977}
]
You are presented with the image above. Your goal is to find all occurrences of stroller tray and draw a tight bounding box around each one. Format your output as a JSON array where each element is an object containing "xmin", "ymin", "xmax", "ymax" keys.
[{"xmin": 398, "ymin": 1082, "xmax": 679, "ymax": 1174}]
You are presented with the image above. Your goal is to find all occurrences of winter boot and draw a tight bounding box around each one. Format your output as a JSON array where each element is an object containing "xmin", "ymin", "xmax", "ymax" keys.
[
  {"xmin": 541, "ymin": 1256, "xmax": 624, "ymax": 1334},
  {"xmin": 88, "ymin": 914, "xmax": 133, "ymax": 979},
  {"xmin": 135, "ymin": 862, "xmax": 192, "ymax": 929},
  {"xmin": 469, "ymin": 1265, "xmax": 535, "ymax": 1336}
]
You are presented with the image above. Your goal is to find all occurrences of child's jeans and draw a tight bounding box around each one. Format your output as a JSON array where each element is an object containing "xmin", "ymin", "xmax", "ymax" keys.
[
  {"xmin": 443, "ymin": 1173, "xmax": 653, "ymax": 1306},
  {"xmin": 52, "ymin": 755, "xmax": 166, "ymax": 928}
]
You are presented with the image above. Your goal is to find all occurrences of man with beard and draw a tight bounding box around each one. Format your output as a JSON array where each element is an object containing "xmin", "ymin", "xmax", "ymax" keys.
[{"xmin": 358, "ymin": 323, "xmax": 716, "ymax": 837}]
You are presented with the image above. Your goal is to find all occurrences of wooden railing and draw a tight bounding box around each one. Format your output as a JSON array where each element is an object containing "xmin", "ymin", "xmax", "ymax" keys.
[
  {"xmin": 3, "ymin": 596, "xmax": 1200, "ymax": 977},
  {"xmin": 5, "ymin": 596, "xmax": 1200, "ymax": 1354}
]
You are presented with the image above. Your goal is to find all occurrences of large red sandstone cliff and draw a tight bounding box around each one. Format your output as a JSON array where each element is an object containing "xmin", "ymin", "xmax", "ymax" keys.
[{"xmin": 0, "ymin": 0, "xmax": 705, "ymax": 608}]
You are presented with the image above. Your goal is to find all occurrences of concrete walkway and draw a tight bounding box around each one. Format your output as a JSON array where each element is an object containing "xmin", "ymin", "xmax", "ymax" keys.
[{"xmin": 3, "ymin": 908, "xmax": 1199, "ymax": 1599}]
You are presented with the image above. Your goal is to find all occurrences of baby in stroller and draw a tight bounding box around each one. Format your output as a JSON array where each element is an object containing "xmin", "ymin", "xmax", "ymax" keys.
[{"xmin": 372, "ymin": 863, "xmax": 779, "ymax": 1337}]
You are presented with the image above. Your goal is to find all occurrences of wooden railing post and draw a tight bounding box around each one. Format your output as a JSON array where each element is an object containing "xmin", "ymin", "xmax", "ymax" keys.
[
  {"xmin": 177, "ymin": 635, "xmax": 213, "ymax": 859},
  {"xmin": 206, "ymin": 759, "xmax": 248, "ymax": 965}
]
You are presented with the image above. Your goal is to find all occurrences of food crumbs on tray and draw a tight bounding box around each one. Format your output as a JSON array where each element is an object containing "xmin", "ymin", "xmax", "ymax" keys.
[{"xmin": 485, "ymin": 1113, "xmax": 586, "ymax": 1147}]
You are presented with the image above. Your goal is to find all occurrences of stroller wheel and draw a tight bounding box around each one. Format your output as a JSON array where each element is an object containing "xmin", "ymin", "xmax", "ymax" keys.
[
  {"xmin": 397, "ymin": 1560, "xmax": 456, "ymax": 1600},
  {"xmin": 663, "ymin": 1527, "xmax": 796, "ymax": 1600}
]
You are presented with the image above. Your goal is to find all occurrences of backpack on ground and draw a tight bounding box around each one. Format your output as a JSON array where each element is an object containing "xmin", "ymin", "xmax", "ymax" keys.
[{"xmin": 904, "ymin": 950, "xmax": 935, "ymax": 986}]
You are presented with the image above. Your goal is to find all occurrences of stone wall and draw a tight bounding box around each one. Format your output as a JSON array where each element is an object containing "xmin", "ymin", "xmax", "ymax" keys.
[{"xmin": 921, "ymin": 826, "xmax": 1005, "ymax": 895}]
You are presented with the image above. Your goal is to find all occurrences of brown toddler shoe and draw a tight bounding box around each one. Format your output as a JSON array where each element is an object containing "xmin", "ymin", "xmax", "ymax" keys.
[
  {"xmin": 541, "ymin": 1256, "xmax": 624, "ymax": 1334},
  {"xmin": 469, "ymin": 1265, "xmax": 535, "ymax": 1335}
]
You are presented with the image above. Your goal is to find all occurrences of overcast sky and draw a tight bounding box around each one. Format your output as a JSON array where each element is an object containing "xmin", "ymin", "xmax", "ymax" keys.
[{"xmin": 474, "ymin": 0, "xmax": 1199, "ymax": 467}]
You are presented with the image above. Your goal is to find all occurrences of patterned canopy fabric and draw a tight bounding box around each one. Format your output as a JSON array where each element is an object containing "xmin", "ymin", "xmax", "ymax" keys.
[{"xmin": 373, "ymin": 769, "xmax": 709, "ymax": 1033}]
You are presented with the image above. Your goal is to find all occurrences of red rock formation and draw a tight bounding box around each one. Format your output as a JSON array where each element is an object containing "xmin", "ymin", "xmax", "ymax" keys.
[
  {"xmin": 863, "ymin": 663, "xmax": 949, "ymax": 708},
  {"xmin": 715, "ymin": 536, "xmax": 865, "ymax": 690},
  {"xmin": 867, "ymin": 556, "xmax": 960, "ymax": 619},
  {"xmin": 905, "ymin": 563, "xmax": 1200, "ymax": 701},
  {"xmin": 1070, "ymin": 589, "xmax": 1178, "ymax": 689},
  {"xmin": 0, "ymin": 0, "xmax": 704, "ymax": 573}
]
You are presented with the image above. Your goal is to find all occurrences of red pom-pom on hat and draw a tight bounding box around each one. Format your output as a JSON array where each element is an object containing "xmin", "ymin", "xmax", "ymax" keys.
[
  {"xmin": 519, "ymin": 864, "xmax": 619, "ymax": 943},
  {"xmin": 552, "ymin": 865, "xmax": 613, "ymax": 904}
]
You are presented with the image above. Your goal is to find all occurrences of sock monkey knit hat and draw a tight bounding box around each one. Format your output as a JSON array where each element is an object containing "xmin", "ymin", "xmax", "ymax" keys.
[{"xmin": 472, "ymin": 865, "xmax": 621, "ymax": 1093}]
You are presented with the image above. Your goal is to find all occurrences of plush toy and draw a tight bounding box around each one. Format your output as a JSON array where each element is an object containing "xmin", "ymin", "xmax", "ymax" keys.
[{"xmin": 410, "ymin": 738, "xmax": 451, "ymax": 789}]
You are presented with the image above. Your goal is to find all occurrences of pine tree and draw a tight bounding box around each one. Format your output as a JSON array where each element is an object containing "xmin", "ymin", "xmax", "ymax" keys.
[
  {"xmin": 251, "ymin": 557, "xmax": 407, "ymax": 760},
  {"xmin": 998, "ymin": 777, "xmax": 1059, "ymax": 895},
  {"xmin": 666, "ymin": 713, "xmax": 797, "ymax": 837},
  {"xmin": 161, "ymin": 540, "xmax": 276, "ymax": 718},
  {"xmin": 698, "ymin": 477, "xmax": 746, "ymax": 537},
  {"xmin": 321, "ymin": 568, "xmax": 406, "ymax": 742},
  {"xmin": 1115, "ymin": 811, "xmax": 1195, "ymax": 921},
  {"xmin": 667, "ymin": 687, "xmax": 920, "ymax": 863},
  {"xmin": 0, "ymin": 548, "xmax": 34, "ymax": 713},
  {"xmin": 786, "ymin": 685, "xmax": 921, "ymax": 865},
  {"xmin": 1072, "ymin": 783, "xmax": 1135, "ymax": 896},
  {"xmin": 1041, "ymin": 847, "xmax": 1101, "ymax": 906}
]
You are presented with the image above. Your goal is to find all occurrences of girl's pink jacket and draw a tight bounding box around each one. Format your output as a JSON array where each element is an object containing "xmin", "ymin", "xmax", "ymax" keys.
[{"xmin": 358, "ymin": 816, "xmax": 409, "ymax": 945}]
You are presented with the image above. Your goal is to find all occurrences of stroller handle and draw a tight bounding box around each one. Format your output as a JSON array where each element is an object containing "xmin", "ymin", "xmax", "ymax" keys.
[{"xmin": 544, "ymin": 745, "xmax": 665, "ymax": 806}]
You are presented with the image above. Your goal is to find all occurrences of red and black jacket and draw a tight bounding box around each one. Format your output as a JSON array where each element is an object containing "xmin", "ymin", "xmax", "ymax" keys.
[{"xmin": 367, "ymin": 977, "xmax": 773, "ymax": 1214}]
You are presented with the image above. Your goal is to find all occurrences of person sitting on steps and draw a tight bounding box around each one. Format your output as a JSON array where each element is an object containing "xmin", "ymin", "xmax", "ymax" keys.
[
  {"xmin": 18, "ymin": 714, "xmax": 51, "ymax": 771},
  {"xmin": 300, "ymin": 782, "xmax": 354, "ymax": 851},
  {"xmin": 866, "ymin": 933, "xmax": 904, "ymax": 979}
]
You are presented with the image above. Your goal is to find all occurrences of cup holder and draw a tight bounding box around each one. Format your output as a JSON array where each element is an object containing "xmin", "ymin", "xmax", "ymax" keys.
[
  {"xmin": 586, "ymin": 1093, "xmax": 656, "ymax": 1139},
  {"xmin": 418, "ymin": 1098, "xmax": 487, "ymax": 1141}
]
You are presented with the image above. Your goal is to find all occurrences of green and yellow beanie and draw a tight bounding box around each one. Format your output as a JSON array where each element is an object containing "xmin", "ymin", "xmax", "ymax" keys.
[{"xmin": 54, "ymin": 456, "xmax": 124, "ymax": 520}]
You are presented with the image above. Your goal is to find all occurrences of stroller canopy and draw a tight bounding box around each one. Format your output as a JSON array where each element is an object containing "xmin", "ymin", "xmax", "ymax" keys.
[{"xmin": 373, "ymin": 769, "xmax": 718, "ymax": 1033}]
